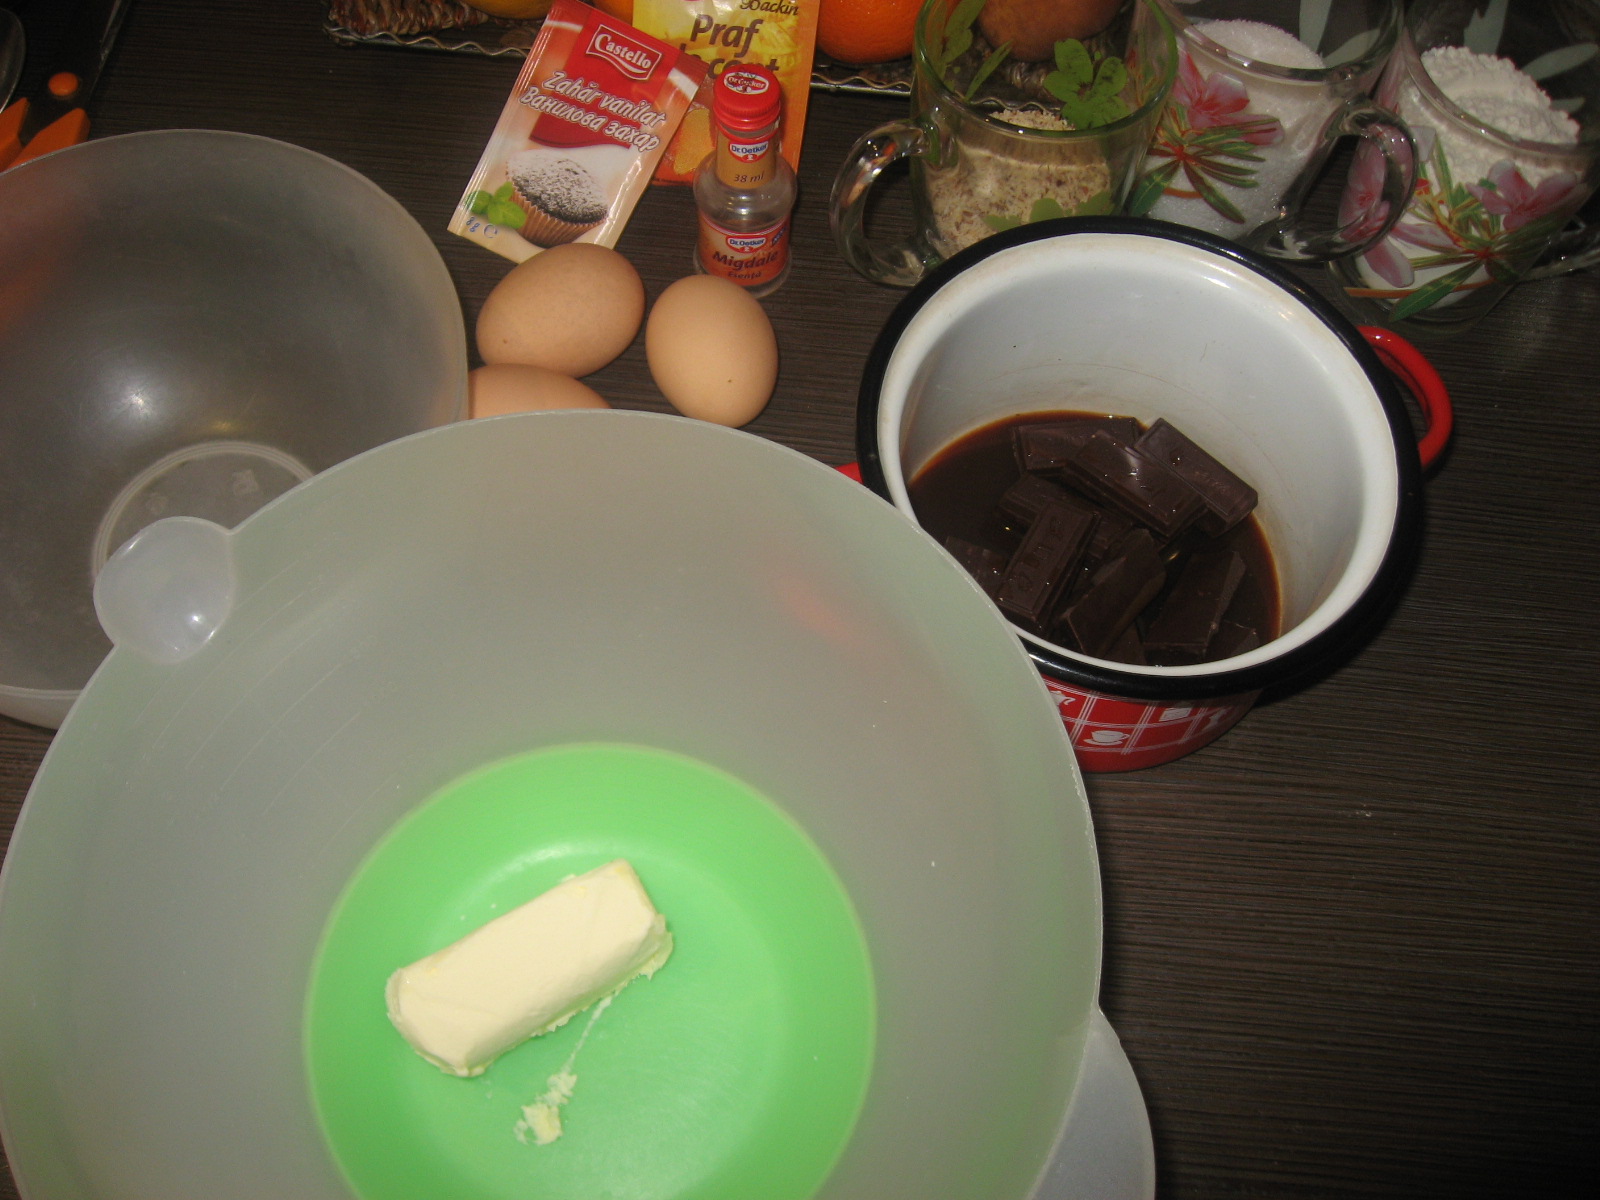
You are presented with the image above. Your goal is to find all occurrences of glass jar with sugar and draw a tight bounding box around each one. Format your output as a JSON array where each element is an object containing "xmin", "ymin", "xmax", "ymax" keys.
[{"xmin": 1128, "ymin": 0, "xmax": 1416, "ymax": 262}]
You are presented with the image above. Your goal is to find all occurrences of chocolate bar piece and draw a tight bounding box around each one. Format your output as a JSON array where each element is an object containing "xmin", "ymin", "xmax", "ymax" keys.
[
  {"xmin": 1135, "ymin": 419, "xmax": 1258, "ymax": 536},
  {"xmin": 943, "ymin": 536, "xmax": 1008, "ymax": 599},
  {"xmin": 1056, "ymin": 431, "xmax": 1207, "ymax": 539},
  {"xmin": 996, "ymin": 473, "xmax": 1077, "ymax": 527},
  {"xmin": 1014, "ymin": 417, "xmax": 1141, "ymax": 474},
  {"xmin": 1055, "ymin": 528, "xmax": 1166, "ymax": 657},
  {"xmin": 1143, "ymin": 549, "xmax": 1246, "ymax": 662},
  {"xmin": 1106, "ymin": 621, "xmax": 1148, "ymax": 666},
  {"xmin": 1212, "ymin": 617, "xmax": 1263, "ymax": 660},
  {"xmin": 1085, "ymin": 507, "xmax": 1136, "ymax": 564},
  {"xmin": 996, "ymin": 499, "xmax": 1098, "ymax": 630}
]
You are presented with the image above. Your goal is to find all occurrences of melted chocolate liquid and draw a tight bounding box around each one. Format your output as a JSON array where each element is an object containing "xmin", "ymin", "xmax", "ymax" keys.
[{"xmin": 908, "ymin": 411, "xmax": 1282, "ymax": 666}]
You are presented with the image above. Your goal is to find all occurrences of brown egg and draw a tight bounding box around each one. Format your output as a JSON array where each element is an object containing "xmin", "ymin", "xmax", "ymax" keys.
[
  {"xmin": 645, "ymin": 275, "xmax": 777, "ymax": 428},
  {"xmin": 978, "ymin": 0, "xmax": 1123, "ymax": 62},
  {"xmin": 468, "ymin": 364, "xmax": 611, "ymax": 417},
  {"xmin": 476, "ymin": 243, "xmax": 645, "ymax": 377}
]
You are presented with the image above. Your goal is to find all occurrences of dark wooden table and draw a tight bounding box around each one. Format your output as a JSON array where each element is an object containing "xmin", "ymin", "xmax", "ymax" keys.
[{"xmin": 2, "ymin": 2, "xmax": 1596, "ymax": 1196}]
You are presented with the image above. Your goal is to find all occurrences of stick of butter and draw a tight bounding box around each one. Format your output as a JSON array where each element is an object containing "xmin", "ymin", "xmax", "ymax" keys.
[{"xmin": 386, "ymin": 859, "xmax": 673, "ymax": 1077}]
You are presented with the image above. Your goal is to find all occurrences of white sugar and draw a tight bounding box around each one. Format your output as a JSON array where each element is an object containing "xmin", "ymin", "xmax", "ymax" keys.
[{"xmin": 1197, "ymin": 19, "xmax": 1326, "ymax": 71}]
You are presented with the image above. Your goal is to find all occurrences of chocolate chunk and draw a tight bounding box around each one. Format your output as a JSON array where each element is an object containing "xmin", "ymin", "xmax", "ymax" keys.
[
  {"xmin": 1212, "ymin": 617, "xmax": 1263, "ymax": 660},
  {"xmin": 1014, "ymin": 417, "xmax": 1141, "ymax": 474},
  {"xmin": 943, "ymin": 536, "xmax": 1008, "ymax": 599},
  {"xmin": 1084, "ymin": 507, "xmax": 1136, "ymax": 564},
  {"xmin": 996, "ymin": 500, "xmax": 1098, "ymax": 630},
  {"xmin": 1056, "ymin": 430, "xmax": 1207, "ymax": 539},
  {"xmin": 1106, "ymin": 621, "xmax": 1148, "ymax": 666},
  {"xmin": 1142, "ymin": 550, "xmax": 1246, "ymax": 662},
  {"xmin": 1055, "ymin": 528, "xmax": 1166, "ymax": 657},
  {"xmin": 1135, "ymin": 419, "xmax": 1258, "ymax": 535},
  {"xmin": 995, "ymin": 473, "xmax": 1077, "ymax": 527}
]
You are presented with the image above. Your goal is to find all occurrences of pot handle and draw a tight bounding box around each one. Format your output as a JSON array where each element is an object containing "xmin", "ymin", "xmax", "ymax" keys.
[{"xmin": 1360, "ymin": 325, "xmax": 1454, "ymax": 470}]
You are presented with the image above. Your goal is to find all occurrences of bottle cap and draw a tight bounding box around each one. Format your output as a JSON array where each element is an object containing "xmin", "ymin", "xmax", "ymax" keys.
[{"xmin": 712, "ymin": 64, "xmax": 782, "ymax": 133}]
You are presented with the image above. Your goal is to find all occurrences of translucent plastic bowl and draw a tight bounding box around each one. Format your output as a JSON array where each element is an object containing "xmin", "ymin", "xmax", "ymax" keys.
[
  {"xmin": 0, "ymin": 412, "xmax": 1123, "ymax": 1200},
  {"xmin": 0, "ymin": 129, "xmax": 466, "ymax": 728}
]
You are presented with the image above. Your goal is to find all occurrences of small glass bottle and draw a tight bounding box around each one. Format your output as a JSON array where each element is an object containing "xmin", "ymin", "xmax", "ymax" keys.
[{"xmin": 694, "ymin": 63, "xmax": 796, "ymax": 298}]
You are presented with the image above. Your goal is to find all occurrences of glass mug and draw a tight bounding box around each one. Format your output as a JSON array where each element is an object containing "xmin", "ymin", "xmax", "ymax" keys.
[
  {"xmin": 1128, "ymin": 0, "xmax": 1416, "ymax": 261},
  {"xmin": 1330, "ymin": 0, "xmax": 1600, "ymax": 337},
  {"xmin": 830, "ymin": 0, "xmax": 1178, "ymax": 286}
]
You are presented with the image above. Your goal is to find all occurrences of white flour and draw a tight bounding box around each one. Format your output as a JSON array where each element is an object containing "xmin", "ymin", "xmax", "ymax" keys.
[
  {"xmin": 1144, "ymin": 20, "xmax": 1332, "ymax": 236},
  {"xmin": 1404, "ymin": 45, "xmax": 1579, "ymax": 185},
  {"xmin": 1420, "ymin": 45, "xmax": 1579, "ymax": 149}
]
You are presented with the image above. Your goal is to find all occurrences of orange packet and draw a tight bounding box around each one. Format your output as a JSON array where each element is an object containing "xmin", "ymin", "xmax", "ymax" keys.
[
  {"xmin": 450, "ymin": 0, "xmax": 709, "ymax": 262},
  {"xmin": 632, "ymin": 0, "xmax": 819, "ymax": 184}
]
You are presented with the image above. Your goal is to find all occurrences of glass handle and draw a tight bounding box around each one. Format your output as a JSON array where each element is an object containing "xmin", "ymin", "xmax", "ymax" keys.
[
  {"xmin": 1256, "ymin": 98, "xmax": 1418, "ymax": 263},
  {"xmin": 829, "ymin": 118, "xmax": 939, "ymax": 287},
  {"xmin": 1524, "ymin": 209, "xmax": 1600, "ymax": 280}
]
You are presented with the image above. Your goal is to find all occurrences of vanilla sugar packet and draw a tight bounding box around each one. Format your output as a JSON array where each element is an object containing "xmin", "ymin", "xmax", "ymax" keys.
[
  {"xmin": 633, "ymin": 0, "xmax": 820, "ymax": 184},
  {"xmin": 450, "ymin": 0, "xmax": 709, "ymax": 263}
]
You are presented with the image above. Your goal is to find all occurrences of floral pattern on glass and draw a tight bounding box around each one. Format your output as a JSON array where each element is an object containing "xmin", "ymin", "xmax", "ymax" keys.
[
  {"xmin": 1349, "ymin": 122, "xmax": 1583, "ymax": 320},
  {"xmin": 1128, "ymin": 53, "xmax": 1284, "ymax": 224}
]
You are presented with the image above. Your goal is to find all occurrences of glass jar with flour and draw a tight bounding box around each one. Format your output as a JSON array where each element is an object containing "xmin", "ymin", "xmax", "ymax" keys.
[
  {"xmin": 1128, "ymin": 0, "xmax": 1417, "ymax": 261},
  {"xmin": 1330, "ymin": 0, "xmax": 1600, "ymax": 336}
]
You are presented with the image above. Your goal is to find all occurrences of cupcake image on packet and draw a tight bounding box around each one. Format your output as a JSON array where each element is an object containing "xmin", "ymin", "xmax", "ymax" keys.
[{"xmin": 451, "ymin": 0, "xmax": 709, "ymax": 263}]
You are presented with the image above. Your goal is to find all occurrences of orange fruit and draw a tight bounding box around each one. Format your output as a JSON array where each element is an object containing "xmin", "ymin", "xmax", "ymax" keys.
[
  {"xmin": 978, "ymin": 0, "xmax": 1122, "ymax": 61},
  {"xmin": 590, "ymin": 0, "xmax": 633, "ymax": 20},
  {"xmin": 818, "ymin": 0, "xmax": 923, "ymax": 65}
]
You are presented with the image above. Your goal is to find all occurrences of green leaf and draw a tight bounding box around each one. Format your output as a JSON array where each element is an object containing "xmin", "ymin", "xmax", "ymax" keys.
[
  {"xmin": 1484, "ymin": 257, "xmax": 1523, "ymax": 285},
  {"xmin": 1058, "ymin": 94, "xmax": 1096, "ymax": 129},
  {"xmin": 940, "ymin": 0, "xmax": 986, "ymax": 67},
  {"xmin": 949, "ymin": 0, "xmax": 988, "ymax": 39},
  {"xmin": 1196, "ymin": 159, "xmax": 1264, "ymax": 184},
  {"xmin": 1054, "ymin": 39, "xmax": 1093, "ymax": 86},
  {"xmin": 965, "ymin": 42, "xmax": 1011, "ymax": 101},
  {"xmin": 1044, "ymin": 71, "xmax": 1080, "ymax": 102},
  {"xmin": 486, "ymin": 198, "xmax": 526, "ymax": 229},
  {"xmin": 1127, "ymin": 163, "xmax": 1179, "ymax": 216},
  {"xmin": 1433, "ymin": 144, "xmax": 1457, "ymax": 194},
  {"xmin": 943, "ymin": 27, "xmax": 972, "ymax": 65},
  {"xmin": 1406, "ymin": 250, "xmax": 1475, "ymax": 271},
  {"xmin": 1185, "ymin": 164, "xmax": 1249, "ymax": 224},
  {"xmin": 1389, "ymin": 263, "xmax": 1480, "ymax": 320},
  {"xmin": 1181, "ymin": 125, "xmax": 1269, "ymax": 156},
  {"xmin": 467, "ymin": 190, "xmax": 494, "ymax": 216},
  {"xmin": 1085, "ymin": 95, "xmax": 1128, "ymax": 125},
  {"xmin": 1029, "ymin": 197, "xmax": 1069, "ymax": 223},
  {"xmin": 1181, "ymin": 134, "xmax": 1268, "ymax": 167},
  {"xmin": 1090, "ymin": 57, "xmax": 1127, "ymax": 98},
  {"xmin": 1071, "ymin": 189, "xmax": 1115, "ymax": 217},
  {"xmin": 493, "ymin": 181, "xmax": 515, "ymax": 201},
  {"xmin": 983, "ymin": 212, "xmax": 1024, "ymax": 232},
  {"xmin": 1213, "ymin": 149, "xmax": 1269, "ymax": 167}
]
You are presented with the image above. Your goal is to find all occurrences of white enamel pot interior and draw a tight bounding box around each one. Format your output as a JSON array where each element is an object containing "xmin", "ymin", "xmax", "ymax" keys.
[{"xmin": 856, "ymin": 217, "xmax": 1425, "ymax": 707}]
